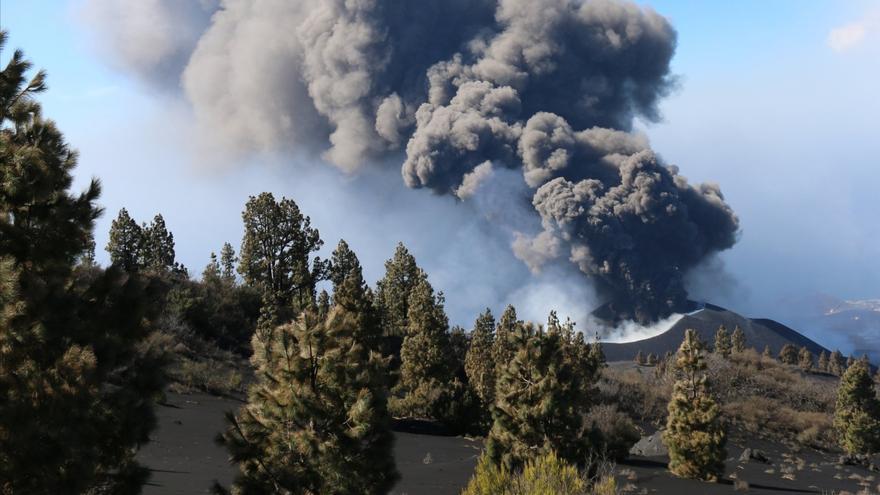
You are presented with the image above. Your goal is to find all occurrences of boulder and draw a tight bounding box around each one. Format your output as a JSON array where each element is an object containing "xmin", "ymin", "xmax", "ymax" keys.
[
  {"xmin": 738, "ymin": 448, "xmax": 771, "ymax": 464},
  {"xmin": 629, "ymin": 431, "xmax": 668, "ymax": 457}
]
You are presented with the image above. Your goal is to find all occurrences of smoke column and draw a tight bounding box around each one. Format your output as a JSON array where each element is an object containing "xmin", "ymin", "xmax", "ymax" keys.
[{"xmin": 83, "ymin": 0, "xmax": 740, "ymax": 324}]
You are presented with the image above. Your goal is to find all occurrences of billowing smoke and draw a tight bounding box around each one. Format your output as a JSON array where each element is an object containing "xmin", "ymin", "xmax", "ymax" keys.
[{"xmin": 82, "ymin": 0, "xmax": 739, "ymax": 323}]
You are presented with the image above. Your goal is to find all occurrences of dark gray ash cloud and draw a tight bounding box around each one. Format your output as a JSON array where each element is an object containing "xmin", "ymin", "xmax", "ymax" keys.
[{"xmin": 83, "ymin": 0, "xmax": 739, "ymax": 323}]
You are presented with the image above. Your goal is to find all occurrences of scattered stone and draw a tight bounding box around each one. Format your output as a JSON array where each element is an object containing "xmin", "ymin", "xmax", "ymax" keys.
[
  {"xmin": 629, "ymin": 431, "xmax": 668, "ymax": 457},
  {"xmin": 739, "ymin": 448, "xmax": 772, "ymax": 464},
  {"xmin": 838, "ymin": 454, "xmax": 880, "ymax": 472}
]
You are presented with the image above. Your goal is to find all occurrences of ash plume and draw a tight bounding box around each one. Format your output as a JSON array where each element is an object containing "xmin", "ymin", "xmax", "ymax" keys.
[{"xmin": 83, "ymin": 0, "xmax": 740, "ymax": 323}]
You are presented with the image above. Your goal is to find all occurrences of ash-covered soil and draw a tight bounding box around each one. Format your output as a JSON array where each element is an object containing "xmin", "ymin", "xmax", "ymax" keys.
[{"xmin": 139, "ymin": 391, "xmax": 877, "ymax": 494}]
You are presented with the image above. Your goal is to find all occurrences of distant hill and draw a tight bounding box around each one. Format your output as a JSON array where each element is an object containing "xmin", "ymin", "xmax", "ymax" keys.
[
  {"xmin": 774, "ymin": 294, "xmax": 880, "ymax": 363},
  {"xmin": 600, "ymin": 302, "xmax": 832, "ymax": 362}
]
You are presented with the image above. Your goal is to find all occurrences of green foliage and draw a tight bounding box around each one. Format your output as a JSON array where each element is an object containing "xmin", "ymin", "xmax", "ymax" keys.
[
  {"xmin": 238, "ymin": 192, "xmax": 328, "ymax": 313},
  {"xmin": 714, "ymin": 325, "xmax": 731, "ymax": 358},
  {"xmin": 375, "ymin": 242, "xmax": 421, "ymax": 338},
  {"xmin": 142, "ymin": 214, "xmax": 176, "ymax": 272},
  {"xmin": 487, "ymin": 314, "xmax": 601, "ymax": 470},
  {"xmin": 663, "ymin": 329, "xmax": 727, "ymax": 482},
  {"xmin": 778, "ymin": 344, "xmax": 798, "ymax": 365},
  {"xmin": 329, "ymin": 239, "xmax": 359, "ymax": 291},
  {"xmin": 634, "ymin": 350, "xmax": 645, "ymax": 365},
  {"xmin": 0, "ymin": 33, "xmax": 167, "ymax": 492},
  {"xmin": 166, "ymin": 275, "xmax": 261, "ymax": 353},
  {"xmin": 798, "ymin": 346, "xmax": 813, "ymax": 372},
  {"xmin": 106, "ymin": 207, "xmax": 143, "ymax": 271},
  {"xmin": 833, "ymin": 359, "xmax": 880, "ymax": 455},
  {"xmin": 106, "ymin": 210, "xmax": 179, "ymax": 274},
  {"xmin": 829, "ymin": 350, "xmax": 846, "ymax": 376},
  {"xmin": 493, "ymin": 305, "xmax": 520, "ymax": 377},
  {"xmin": 218, "ymin": 307, "xmax": 397, "ymax": 494},
  {"xmin": 466, "ymin": 308, "xmax": 497, "ymax": 407},
  {"xmin": 818, "ymin": 351, "xmax": 829, "ymax": 373},
  {"xmin": 731, "ymin": 326, "xmax": 746, "ymax": 353},
  {"xmin": 220, "ymin": 242, "xmax": 237, "ymax": 284},
  {"xmin": 461, "ymin": 452, "xmax": 588, "ymax": 495},
  {"xmin": 328, "ymin": 240, "xmax": 382, "ymax": 352},
  {"xmin": 395, "ymin": 273, "xmax": 456, "ymax": 419}
]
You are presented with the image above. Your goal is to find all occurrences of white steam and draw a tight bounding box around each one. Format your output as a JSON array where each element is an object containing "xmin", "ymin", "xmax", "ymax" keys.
[{"xmin": 599, "ymin": 312, "xmax": 687, "ymax": 343}]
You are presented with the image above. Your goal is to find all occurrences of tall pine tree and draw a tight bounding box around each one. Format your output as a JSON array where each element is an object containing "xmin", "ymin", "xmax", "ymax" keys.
[
  {"xmin": 375, "ymin": 242, "xmax": 421, "ymax": 338},
  {"xmin": 394, "ymin": 272, "xmax": 455, "ymax": 419},
  {"xmin": 0, "ymin": 33, "xmax": 167, "ymax": 493},
  {"xmin": 142, "ymin": 213, "xmax": 175, "ymax": 272},
  {"xmin": 731, "ymin": 326, "xmax": 746, "ymax": 353},
  {"xmin": 106, "ymin": 207, "xmax": 143, "ymax": 271},
  {"xmin": 465, "ymin": 308, "xmax": 496, "ymax": 408},
  {"xmin": 238, "ymin": 193, "xmax": 328, "ymax": 313},
  {"xmin": 713, "ymin": 325, "xmax": 731, "ymax": 358},
  {"xmin": 217, "ymin": 307, "xmax": 397, "ymax": 494},
  {"xmin": 663, "ymin": 329, "xmax": 727, "ymax": 482}
]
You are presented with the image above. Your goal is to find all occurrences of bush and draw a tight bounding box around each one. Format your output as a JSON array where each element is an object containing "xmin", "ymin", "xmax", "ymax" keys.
[
  {"xmin": 462, "ymin": 452, "xmax": 588, "ymax": 495},
  {"xmin": 586, "ymin": 404, "xmax": 641, "ymax": 461}
]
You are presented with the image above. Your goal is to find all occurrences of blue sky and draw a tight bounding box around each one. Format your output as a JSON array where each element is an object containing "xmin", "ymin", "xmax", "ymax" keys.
[{"xmin": 2, "ymin": 1, "xmax": 879, "ymax": 338}]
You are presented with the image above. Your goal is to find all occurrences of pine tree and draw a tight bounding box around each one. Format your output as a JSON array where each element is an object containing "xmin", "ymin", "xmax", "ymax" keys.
[
  {"xmin": 818, "ymin": 351, "xmax": 829, "ymax": 373},
  {"xmin": 833, "ymin": 359, "xmax": 880, "ymax": 455},
  {"xmin": 492, "ymin": 305, "xmax": 520, "ymax": 375},
  {"xmin": 238, "ymin": 192, "xmax": 328, "ymax": 312},
  {"xmin": 316, "ymin": 289, "xmax": 330, "ymax": 318},
  {"xmin": 465, "ymin": 308, "xmax": 497, "ymax": 407},
  {"xmin": 663, "ymin": 329, "xmax": 727, "ymax": 482},
  {"xmin": 798, "ymin": 346, "xmax": 813, "ymax": 372},
  {"xmin": 847, "ymin": 355, "xmax": 856, "ymax": 370},
  {"xmin": 731, "ymin": 326, "xmax": 746, "ymax": 353},
  {"xmin": 218, "ymin": 307, "xmax": 398, "ymax": 494},
  {"xmin": 375, "ymin": 242, "xmax": 421, "ymax": 338},
  {"xmin": 142, "ymin": 213, "xmax": 176, "ymax": 272},
  {"xmin": 329, "ymin": 239, "xmax": 360, "ymax": 291},
  {"xmin": 713, "ymin": 325, "xmax": 732, "ymax": 358},
  {"xmin": 486, "ymin": 317, "xmax": 599, "ymax": 470},
  {"xmin": 329, "ymin": 240, "xmax": 381, "ymax": 351},
  {"xmin": 635, "ymin": 350, "xmax": 646, "ymax": 365},
  {"xmin": 203, "ymin": 252, "xmax": 222, "ymax": 286},
  {"xmin": 106, "ymin": 207, "xmax": 144, "ymax": 271},
  {"xmin": 395, "ymin": 273, "xmax": 454, "ymax": 418},
  {"xmin": 778, "ymin": 344, "xmax": 798, "ymax": 365},
  {"xmin": 830, "ymin": 350, "xmax": 846, "ymax": 376},
  {"xmin": 220, "ymin": 242, "xmax": 237, "ymax": 284},
  {"xmin": 0, "ymin": 34, "xmax": 167, "ymax": 492}
]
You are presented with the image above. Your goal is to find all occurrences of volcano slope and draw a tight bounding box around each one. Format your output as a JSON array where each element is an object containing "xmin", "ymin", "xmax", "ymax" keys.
[{"xmin": 600, "ymin": 303, "xmax": 831, "ymax": 362}]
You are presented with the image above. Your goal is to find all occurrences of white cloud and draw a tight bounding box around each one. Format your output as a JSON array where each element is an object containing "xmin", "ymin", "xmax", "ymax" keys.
[{"xmin": 828, "ymin": 10, "xmax": 879, "ymax": 52}]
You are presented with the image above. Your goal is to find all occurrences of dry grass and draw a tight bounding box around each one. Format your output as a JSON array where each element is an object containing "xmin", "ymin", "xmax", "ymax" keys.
[{"xmin": 602, "ymin": 349, "xmax": 839, "ymax": 450}]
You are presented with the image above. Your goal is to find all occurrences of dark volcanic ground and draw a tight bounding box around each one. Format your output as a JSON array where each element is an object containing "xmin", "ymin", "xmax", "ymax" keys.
[
  {"xmin": 138, "ymin": 392, "xmax": 481, "ymax": 495},
  {"xmin": 140, "ymin": 391, "xmax": 877, "ymax": 494}
]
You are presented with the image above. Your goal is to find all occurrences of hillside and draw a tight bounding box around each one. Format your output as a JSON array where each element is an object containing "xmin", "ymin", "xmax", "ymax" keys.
[{"xmin": 600, "ymin": 303, "xmax": 831, "ymax": 362}]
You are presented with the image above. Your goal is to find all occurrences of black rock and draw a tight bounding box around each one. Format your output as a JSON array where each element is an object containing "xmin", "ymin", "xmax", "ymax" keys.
[{"xmin": 739, "ymin": 448, "xmax": 771, "ymax": 464}]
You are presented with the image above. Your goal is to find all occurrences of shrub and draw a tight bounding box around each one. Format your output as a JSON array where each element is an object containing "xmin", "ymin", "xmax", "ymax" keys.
[
  {"xmin": 586, "ymin": 404, "xmax": 641, "ymax": 462},
  {"xmin": 462, "ymin": 452, "xmax": 589, "ymax": 495}
]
